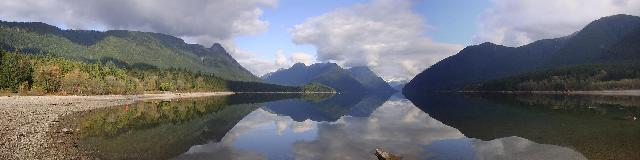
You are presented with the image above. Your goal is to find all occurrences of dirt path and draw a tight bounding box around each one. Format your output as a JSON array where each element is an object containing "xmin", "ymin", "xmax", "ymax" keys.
[{"xmin": 0, "ymin": 92, "xmax": 233, "ymax": 160}]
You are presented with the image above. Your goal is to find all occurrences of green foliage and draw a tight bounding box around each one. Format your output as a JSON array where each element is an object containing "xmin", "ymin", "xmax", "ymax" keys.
[
  {"xmin": 469, "ymin": 64, "xmax": 640, "ymax": 91},
  {"xmin": 0, "ymin": 51, "xmax": 331, "ymax": 95},
  {"xmin": 159, "ymin": 82, "xmax": 173, "ymax": 91},
  {"xmin": 302, "ymin": 83, "xmax": 336, "ymax": 93},
  {"xmin": 227, "ymin": 81, "xmax": 301, "ymax": 92},
  {"xmin": 0, "ymin": 52, "xmax": 230, "ymax": 95},
  {"xmin": 0, "ymin": 51, "xmax": 33, "ymax": 92}
]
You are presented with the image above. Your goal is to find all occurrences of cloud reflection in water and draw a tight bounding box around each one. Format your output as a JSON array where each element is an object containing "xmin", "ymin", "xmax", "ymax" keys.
[{"xmin": 176, "ymin": 99, "xmax": 586, "ymax": 160}]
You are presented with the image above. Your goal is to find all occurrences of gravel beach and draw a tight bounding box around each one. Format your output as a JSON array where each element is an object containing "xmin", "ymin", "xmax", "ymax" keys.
[{"xmin": 0, "ymin": 92, "xmax": 233, "ymax": 160}]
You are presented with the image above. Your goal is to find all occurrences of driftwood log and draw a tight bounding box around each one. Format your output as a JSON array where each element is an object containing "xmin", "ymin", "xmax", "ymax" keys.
[{"xmin": 375, "ymin": 148, "xmax": 402, "ymax": 160}]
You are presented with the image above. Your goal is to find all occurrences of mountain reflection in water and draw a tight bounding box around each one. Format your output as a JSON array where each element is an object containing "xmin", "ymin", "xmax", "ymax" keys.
[
  {"xmin": 68, "ymin": 93, "xmax": 598, "ymax": 160},
  {"xmin": 407, "ymin": 93, "xmax": 640, "ymax": 160}
]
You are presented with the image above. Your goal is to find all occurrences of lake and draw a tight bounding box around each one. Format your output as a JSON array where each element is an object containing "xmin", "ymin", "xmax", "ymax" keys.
[{"xmin": 64, "ymin": 93, "xmax": 640, "ymax": 160}]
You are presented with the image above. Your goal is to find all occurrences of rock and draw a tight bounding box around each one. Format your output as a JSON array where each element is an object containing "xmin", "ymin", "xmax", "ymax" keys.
[
  {"xmin": 375, "ymin": 148, "xmax": 401, "ymax": 160},
  {"xmin": 62, "ymin": 128, "xmax": 73, "ymax": 134}
]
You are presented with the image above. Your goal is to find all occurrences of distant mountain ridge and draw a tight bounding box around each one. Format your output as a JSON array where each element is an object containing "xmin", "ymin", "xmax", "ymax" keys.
[
  {"xmin": 404, "ymin": 14, "xmax": 640, "ymax": 93},
  {"xmin": 0, "ymin": 20, "xmax": 260, "ymax": 81},
  {"xmin": 347, "ymin": 66, "xmax": 396, "ymax": 92},
  {"xmin": 262, "ymin": 63, "xmax": 395, "ymax": 93}
]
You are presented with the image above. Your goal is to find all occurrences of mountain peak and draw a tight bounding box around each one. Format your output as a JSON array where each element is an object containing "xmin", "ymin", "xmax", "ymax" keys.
[
  {"xmin": 209, "ymin": 43, "xmax": 226, "ymax": 53},
  {"xmin": 479, "ymin": 42, "xmax": 497, "ymax": 46},
  {"xmin": 578, "ymin": 14, "xmax": 640, "ymax": 37},
  {"xmin": 292, "ymin": 62, "xmax": 307, "ymax": 68},
  {"xmin": 476, "ymin": 42, "xmax": 506, "ymax": 48},
  {"xmin": 347, "ymin": 66, "xmax": 396, "ymax": 92},
  {"xmin": 309, "ymin": 62, "xmax": 340, "ymax": 69},
  {"xmin": 598, "ymin": 14, "xmax": 639, "ymax": 22}
]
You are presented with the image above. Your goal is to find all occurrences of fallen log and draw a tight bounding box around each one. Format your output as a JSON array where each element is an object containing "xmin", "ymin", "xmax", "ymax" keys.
[{"xmin": 375, "ymin": 148, "xmax": 402, "ymax": 160}]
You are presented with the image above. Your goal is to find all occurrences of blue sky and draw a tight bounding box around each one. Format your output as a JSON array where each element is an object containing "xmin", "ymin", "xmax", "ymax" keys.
[{"xmin": 235, "ymin": 0, "xmax": 491, "ymax": 67}]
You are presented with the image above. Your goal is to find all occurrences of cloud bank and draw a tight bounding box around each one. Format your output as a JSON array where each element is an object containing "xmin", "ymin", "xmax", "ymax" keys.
[
  {"xmin": 474, "ymin": 0, "xmax": 640, "ymax": 47},
  {"xmin": 0, "ymin": 0, "xmax": 276, "ymax": 45},
  {"xmin": 290, "ymin": 0, "xmax": 463, "ymax": 81}
]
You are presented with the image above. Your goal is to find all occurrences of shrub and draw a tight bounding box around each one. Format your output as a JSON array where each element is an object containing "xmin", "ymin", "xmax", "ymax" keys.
[
  {"xmin": 159, "ymin": 82, "xmax": 173, "ymax": 91},
  {"xmin": 61, "ymin": 69, "xmax": 90, "ymax": 95},
  {"xmin": 105, "ymin": 76, "xmax": 127, "ymax": 94},
  {"xmin": 34, "ymin": 64, "xmax": 62, "ymax": 93}
]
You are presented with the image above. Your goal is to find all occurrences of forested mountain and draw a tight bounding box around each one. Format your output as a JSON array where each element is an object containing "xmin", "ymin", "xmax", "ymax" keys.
[
  {"xmin": 0, "ymin": 20, "xmax": 260, "ymax": 81},
  {"xmin": 404, "ymin": 14, "xmax": 640, "ymax": 93},
  {"xmin": 262, "ymin": 63, "xmax": 395, "ymax": 93}
]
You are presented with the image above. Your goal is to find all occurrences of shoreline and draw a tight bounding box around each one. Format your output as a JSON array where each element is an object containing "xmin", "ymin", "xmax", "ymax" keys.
[
  {"xmin": 0, "ymin": 92, "xmax": 233, "ymax": 160},
  {"xmin": 459, "ymin": 90, "xmax": 640, "ymax": 96}
]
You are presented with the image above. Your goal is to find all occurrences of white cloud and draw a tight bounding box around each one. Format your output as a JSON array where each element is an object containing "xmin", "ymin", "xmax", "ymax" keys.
[
  {"xmin": 290, "ymin": 52, "xmax": 314, "ymax": 65},
  {"xmin": 290, "ymin": 0, "xmax": 463, "ymax": 81},
  {"xmin": 275, "ymin": 50, "xmax": 288, "ymax": 66},
  {"xmin": 238, "ymin": 58, "xmax": 286, "ymax": 77},
  {"xmin": 0, "ymin": 0, "xmax": 276, "ymax": 45},
  {"xmin": 474, "ymin": 0, "xmax": 640, "ymax": 47},
  {"xmin": 238, "ymin": 50, "xmax": 316, "ymax": 77}
]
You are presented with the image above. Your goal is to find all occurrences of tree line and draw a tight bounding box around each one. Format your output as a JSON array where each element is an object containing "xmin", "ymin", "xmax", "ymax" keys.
[
  {"xmin": 466, "ymin": 64, "xmax": 640, "ymax": 91},
  {"xmin": 0, "ymin": 51, "xmax": 333, "ymax": 95}
]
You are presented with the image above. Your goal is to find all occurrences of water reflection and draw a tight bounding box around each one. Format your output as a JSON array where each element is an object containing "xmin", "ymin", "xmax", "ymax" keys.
[
  {"xmin": 407, "ymin": 93, "xmax": 640, "ymax": 160},
  {"xmin": 72, "ymin": 94, "xmax": 306, "ymax": 159},
  {"xmin": 262, "ymin": 93, "xmax": 392, "ymax": 122},
  {"xmin": 69, "ymin": 93, "xmax": 596, "ymax": 160}
]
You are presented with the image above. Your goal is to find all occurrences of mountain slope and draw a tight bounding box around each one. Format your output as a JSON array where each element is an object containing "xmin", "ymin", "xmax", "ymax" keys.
[
  {"xmin": 404, "ymin": 14, "xmax": 640, "ymax": 93},
  {"xmin": 347, "ymin": 66, "xmax": 396, "ymax": 92},
  {"xmin": 262, "ymin": 63, "xmax": 368, "ymax": 92},
  {"xmin": 0, "ymin": 20, "xmax": 260, "ymax": 81}
]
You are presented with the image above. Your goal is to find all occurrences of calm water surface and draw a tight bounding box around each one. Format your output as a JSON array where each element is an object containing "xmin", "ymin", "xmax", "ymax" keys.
[{"xmin": 68, "ymin": 93, "xmax": 640, "ymax": 160}]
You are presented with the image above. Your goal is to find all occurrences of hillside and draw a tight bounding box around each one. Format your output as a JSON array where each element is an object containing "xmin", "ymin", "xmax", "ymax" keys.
[
  {"xmin": 0, "ymin": 51, "xmax": 332, "ymax": 95},
  {"xmin": 347, "ymin": 66, "xmax": 396, "ymax": 92},
  {"xmin": 404, "ymin": 14, "xmax": 640, "ymax": 94},
  {"xmin": 0, "ymin": 20, "xmax": 260, "ymax": 82},
  {"xmin": 468, "ymin": 64, "xmax": 640, "ymax": 91},
  {"xmin": 262, "ymin": 63, "xmax": 368, "ymax": 92}
]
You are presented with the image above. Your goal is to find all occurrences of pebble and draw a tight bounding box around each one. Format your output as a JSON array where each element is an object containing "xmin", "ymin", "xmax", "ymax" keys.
[{"xmin": 62, "ymin": 128, "xmax": 73, "ymax": 134}]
